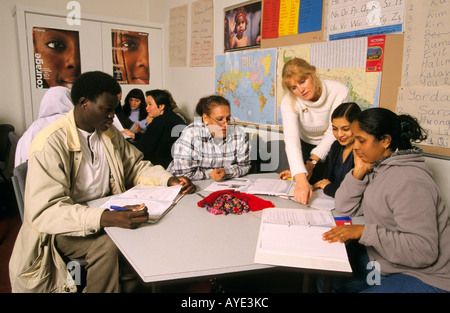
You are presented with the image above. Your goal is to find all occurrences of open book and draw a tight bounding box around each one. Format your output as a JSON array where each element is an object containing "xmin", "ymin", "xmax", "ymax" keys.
[
  {"xmin": 100, "ymin": 185, "xmax": 183, "ymax": 223},
  {"xmin": 205, "ymin": 178, "xmax": 335, "ymax": 210},
  {"xmin": 205, "ymin": 178, "xmax": 294, "ymax": 197},
  {"xmin": 254, "ymin": 208, "xmax": 351, "ymax": 272}
]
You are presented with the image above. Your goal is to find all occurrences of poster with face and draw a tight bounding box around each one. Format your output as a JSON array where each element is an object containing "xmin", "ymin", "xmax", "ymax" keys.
[
  {"xmin": 224, "ymin": 1, "xmax": 261, "ymax": 52},
  {"xmin": 112, "ymin": 29, "xmax": 150, "ymax": 85},
  {"xmin": 32, "ymin": 27, "xmax": 81, "ymax": 89}
]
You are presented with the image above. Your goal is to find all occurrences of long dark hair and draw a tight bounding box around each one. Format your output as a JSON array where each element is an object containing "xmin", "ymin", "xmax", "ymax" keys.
[
  {"xmin": 123, "ymin": 88, "xmax": 147, "ymax": 121},
  {"xmin": 354, "ymin": 108, "xmax": 427, "ymax": 151},
  {"xmin": 145, "ymin": 89, "xmax": 173, "ymax": 114},
  {"xmin": 332, "ymin": 102, "xmax": 362, "ymax": 123}
]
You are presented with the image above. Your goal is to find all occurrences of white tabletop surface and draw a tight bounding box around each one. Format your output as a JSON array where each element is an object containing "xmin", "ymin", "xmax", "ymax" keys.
[
  {"xmin": 94, "ymin": 173, "xmax": 308, "ymax": 283},
  {"xmin": 90, "ymin": 172, "xmax": 363, "ymax": 283}
]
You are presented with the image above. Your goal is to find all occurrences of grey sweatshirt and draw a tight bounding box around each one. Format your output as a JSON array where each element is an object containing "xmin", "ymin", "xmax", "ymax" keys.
[{"xmin": 335, "ymin": 148, "xmax": 450, "ymax": 291}]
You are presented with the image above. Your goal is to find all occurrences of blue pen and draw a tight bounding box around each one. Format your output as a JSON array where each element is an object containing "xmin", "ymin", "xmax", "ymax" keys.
[{"xmin": 110, "ymin": 205, "xmax": 128, "ymax": 211}]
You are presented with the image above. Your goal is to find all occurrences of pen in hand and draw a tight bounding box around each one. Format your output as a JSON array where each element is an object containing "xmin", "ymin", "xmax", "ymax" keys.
[
  {"xmin": 110, "ymin": 204, "xmax": 146, "ymax": 211},
  {"xmin": 110, "ymin": 205, "xmax": 128, "ymax": 211}
]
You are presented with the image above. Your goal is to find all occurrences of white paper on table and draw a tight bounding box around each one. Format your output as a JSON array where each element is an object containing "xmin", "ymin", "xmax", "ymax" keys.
[
  {"xmin": 101, "ymin": 197, "xmax": 172, "ymax": 218},
  {"xmin": 204, "ymin": 178, "xmax": 252, "ymax": 192},
  {"xmin": 255, "ymin": 208, "xmax": 351, "ymax": 272},
  {"xmin": 245, "ymin": 178, "xmax": 294, "ymax": 196},
  {"xmin": 308, "ymin": 189, "xmax": 335, "ymax": 211},
  {"xmin": 205, "ymin": 178, "xmax": 294, "ymax": 197},
  {"xmin": 119, "ymin": 184, "xmax": 182, "ymax": 201},
  {"xmin": 100, "ymin": 185, "xmax": 182, "ymax": 219}
]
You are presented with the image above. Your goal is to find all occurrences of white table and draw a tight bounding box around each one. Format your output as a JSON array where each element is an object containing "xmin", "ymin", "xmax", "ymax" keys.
[
  {"xmin": 91, "ymin": 173, "xmax": 363, "ymax": 287},
  {"xmin": 92, "ymin": 173, "xmax": 304, "ymax": 283}
]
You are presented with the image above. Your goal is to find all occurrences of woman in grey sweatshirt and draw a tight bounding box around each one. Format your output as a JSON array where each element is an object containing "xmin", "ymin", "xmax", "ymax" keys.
[{"xmin": 323, "ymin": 108, "xmax": 449, "ymax": 293}]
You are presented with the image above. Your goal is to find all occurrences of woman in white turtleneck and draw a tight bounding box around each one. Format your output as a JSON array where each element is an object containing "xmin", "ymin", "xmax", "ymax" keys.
[{"xmin": 279, "ymin": 58, "xmax": 349, "ymax": 205}]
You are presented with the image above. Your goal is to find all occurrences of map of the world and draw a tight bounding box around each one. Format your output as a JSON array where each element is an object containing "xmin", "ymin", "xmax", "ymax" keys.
[{"xmin": 215, "ymin": 49, "xmax": 278, "ymax": 125}]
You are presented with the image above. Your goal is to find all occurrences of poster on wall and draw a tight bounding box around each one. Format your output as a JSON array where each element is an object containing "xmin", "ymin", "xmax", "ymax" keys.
[
  {"xmin": 224, "ymin": 0, "xmax": 262, "ymax": 52},
  {"xmin": 111, "ymin": 29, "xmax": 150, "ymax": 84},
  {"xmin": 32, "ymin": 27, "xmax": 81, "ymax": 89}
]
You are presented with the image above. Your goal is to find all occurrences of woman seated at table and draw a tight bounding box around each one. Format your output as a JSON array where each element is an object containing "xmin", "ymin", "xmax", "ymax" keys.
[
  {"xmin": 167, "ymin": 95, "xmax": 251, "ymax": 181},
  {"xmin": 322, "ymin": 107, "xmax": 450, "ymax": 293},
  {"xmin": 123, "ymin": 89, "xmax": 186, "ymax": 168},
  {"xmin": 115, "ymin": 88, "xmax": 148, "ymax": 133},
  {"xmin": 279, "ymin": 102, "xmax": 361, "ymax": 197}
]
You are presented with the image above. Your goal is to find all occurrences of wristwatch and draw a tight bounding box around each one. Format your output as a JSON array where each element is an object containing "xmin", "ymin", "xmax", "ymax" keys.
[{"xmin": 308, "ymin": 158, "xmax": 317, "ymax": 165}]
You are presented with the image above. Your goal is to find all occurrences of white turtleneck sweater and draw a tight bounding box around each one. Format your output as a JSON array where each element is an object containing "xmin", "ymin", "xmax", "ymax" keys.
[{"xmin": 280, "ymin": 79, "xmax": 349, "ymax": 177}]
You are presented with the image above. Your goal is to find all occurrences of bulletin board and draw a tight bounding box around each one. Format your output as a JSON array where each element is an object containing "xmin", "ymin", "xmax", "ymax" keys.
[
  {"xmin": 218, "ymin": 0, "xmax": 448, "ymax": 158},
  {"xmin": 14, "ymin": 5, "xmax": 164, "ymax": 127},
  {"xmin": 395, "ymin": 0, "xmax": 449, "ymax": 158}
]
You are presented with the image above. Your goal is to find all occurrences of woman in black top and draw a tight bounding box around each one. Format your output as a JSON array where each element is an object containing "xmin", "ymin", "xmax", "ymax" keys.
[
  {"xmin": 124, "ymin": 89, "xmax": 186, "ymax": 168},
  {"xmin": 279, "ymin": 102, "xmax": 361, "ymax": 197},
  {"xmin": 313, "ymin": 102, "xmax": 361, "ymax": 197}
]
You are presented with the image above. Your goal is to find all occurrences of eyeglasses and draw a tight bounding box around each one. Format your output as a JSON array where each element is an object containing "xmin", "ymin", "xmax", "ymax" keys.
[{"xmin": 207, "ymin": 115, "xmax": 236, "ymax": 126}]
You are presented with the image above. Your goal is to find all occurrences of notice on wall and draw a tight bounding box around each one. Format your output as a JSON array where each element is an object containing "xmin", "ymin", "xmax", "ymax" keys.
[
  {"xmin": 397, "ymin": 0, "xmax": 449, "ymax": 156},
  {"xmin": 32, "ymin": 27, "xmax": 81, "ymax": 89},
  {"xmin": 279, "ymin": 0, "xmax": 300, "ymax": 37},
  {"xmin": 366, "ymin": 35, "xmax": 385, "ymax": 72},
  {"xmin": 190, "ymin": 0, "xmax": 214, "ymax": 67},
  {"xmin": 111, "ymin": 29, "xmax": 149, "ymax": 85},
  {"xmin": 298, "ymin": 0, "xmax": 323, "ymax": 34},
  {"xmin": 328, "ymin": 0, "xmax": 404, "ymax": 40},
  {"xmin": 396, "ymin": 87, "xmax": 449, "ymax": 150},
  {"xmin": 262, "ymin": 0, "xmax": 280, "ymax": 39},
  {"xmin": 169, "ymin": 5, "xmax": 188, "ymax": 67},
  {"xmin": 402, "ymin": 0, "xmax": 450, "ymax": 88}
]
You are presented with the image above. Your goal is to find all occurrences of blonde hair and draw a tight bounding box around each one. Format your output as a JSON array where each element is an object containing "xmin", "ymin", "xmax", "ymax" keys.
[{"xmin": 282, "ymin": 58, "xmax": 322, "ymax": 113}]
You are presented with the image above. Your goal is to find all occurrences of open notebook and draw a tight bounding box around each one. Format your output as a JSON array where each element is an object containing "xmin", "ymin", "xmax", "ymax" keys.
[
  {"xmin": 99, "ymin": 185, "xmax": 183, "ymax": 223},
  {"xmin": 205, "ymin": 178, "xmax": 295, "ymax": 197},
  {"xmin": 254, "ymin": 208, "xmax": 351, "ymax": 272},
  {"xmin": 205, "ymin": 178, "xmax": 335, "ymax": 210}
]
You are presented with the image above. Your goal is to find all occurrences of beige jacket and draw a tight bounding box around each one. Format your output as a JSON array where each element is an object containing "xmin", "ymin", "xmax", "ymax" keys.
[{"xmin": 9, "ymin": 110, "xmax": 173, "ymax": 292}]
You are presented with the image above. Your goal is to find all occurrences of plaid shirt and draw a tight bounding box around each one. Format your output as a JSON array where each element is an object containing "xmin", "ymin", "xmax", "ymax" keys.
[{"xmin": 167, "ymin": 118, "xmax": 251, "ymax": 180}]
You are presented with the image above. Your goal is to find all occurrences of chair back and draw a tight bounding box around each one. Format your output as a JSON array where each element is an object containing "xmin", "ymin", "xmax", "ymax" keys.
[
  {"xmin": 0, "ymin": 124, "xmax": 15, "ymax": 181},
  {"xmin": 12, "ymin": 161, "xmax": 27, "ymax": 221}
]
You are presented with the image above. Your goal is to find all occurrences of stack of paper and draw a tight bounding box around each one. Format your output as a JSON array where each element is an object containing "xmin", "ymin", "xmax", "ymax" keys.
[
  {"xmin": 204, "ymin": 178, "xmax": 335, "ymax": 211},
  {"xmin": 205, "ymin": 178, "xmax": 294, "ymax": 197},
  {"xmin": 254, "ymin": 208, "xmax": 351, "ymax": 273}
]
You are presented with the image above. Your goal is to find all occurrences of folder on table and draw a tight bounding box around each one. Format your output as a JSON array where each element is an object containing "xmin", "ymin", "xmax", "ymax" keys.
[{"xmin": 254, "ymin": 208, "xmax": 351, "ymax": 273}]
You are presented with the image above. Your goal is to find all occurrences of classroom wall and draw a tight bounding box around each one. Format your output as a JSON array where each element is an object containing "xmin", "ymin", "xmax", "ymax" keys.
[
  {"xmin": 161, "ymin": 0, "xmax": 245, "ymax": 123},
  {"xmin": 0, "ymin": 0, "xmax": 165, "ymax": 136},
  {"xmin": 1, "ymin": 0, "xmax": 449, "ymax": 207}
]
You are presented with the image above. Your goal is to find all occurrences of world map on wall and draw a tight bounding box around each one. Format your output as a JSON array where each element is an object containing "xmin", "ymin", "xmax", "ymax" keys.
[
  {"xmin": 277, "ymin": 45, "xmax": 381, "ymax": 124},
  {"xmin": 215, "ymin": 49, "xmax": 278, "ymax": 125}
]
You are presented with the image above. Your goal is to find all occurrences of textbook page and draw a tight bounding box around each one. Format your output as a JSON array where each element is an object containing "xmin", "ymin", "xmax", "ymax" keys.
[
  {"xmin": 204, "ymin": 178, "xmax": 252, "ymax": 192},
  {"xmin": 255, "ymin": 208, "xmax": 351, "ymax": 272},
  {"xmin": 100, "ymin": 185, "xmax": 182, "ymax": 219},
  {"xmin": 245, "ymin": 178, "xmax": 294, "ymax": 196},
  {"xmin": 205, "ymin": 178, "xmax": 294, "ymax": 196}
]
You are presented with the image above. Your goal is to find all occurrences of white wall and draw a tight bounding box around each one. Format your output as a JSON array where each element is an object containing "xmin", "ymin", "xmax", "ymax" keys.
[
  {"xmin": 425, "ymin": 156, "xmax": 450, "ymax": 209},
  {"xmin": 0, "ymin": 0, "xmax": 164, "ymax": 136},
  {"xmin": 1, "ymin": 0, "xmax": 449, "ymax": 206},
  {"xmin": 161, "ymin": 0, "xmax": 244, "ymax": 122}
]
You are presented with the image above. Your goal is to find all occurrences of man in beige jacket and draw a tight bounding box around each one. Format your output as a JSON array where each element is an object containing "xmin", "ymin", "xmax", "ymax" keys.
[{"xmin": 9, "ymin": 71, "xmax": 195, "ymax": 293}]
